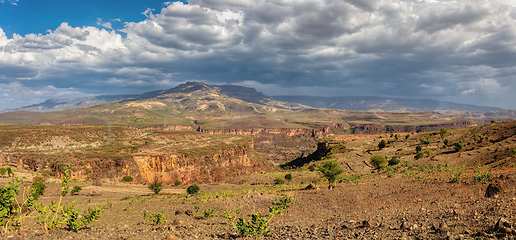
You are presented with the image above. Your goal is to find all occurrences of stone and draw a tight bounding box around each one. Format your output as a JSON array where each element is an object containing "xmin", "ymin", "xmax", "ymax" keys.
[
  {"xmin": 485, "ymin": 183, "xmax": 502, "ymax": 198},
  {"xmin": 400, "ymin": 221, "xmax": 410, "ymax": 230}
]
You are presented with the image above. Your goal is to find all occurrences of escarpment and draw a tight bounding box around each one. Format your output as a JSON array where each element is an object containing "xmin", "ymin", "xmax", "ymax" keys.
[{"xmin": 132, "ymin": 143, "xmax": 258, "ymax": 184}]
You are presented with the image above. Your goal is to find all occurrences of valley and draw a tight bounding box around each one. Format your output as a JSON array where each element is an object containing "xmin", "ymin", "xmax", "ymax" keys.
[{"xmin": 0, "ymin": 82, "xmax": 515, "ymax": 239}]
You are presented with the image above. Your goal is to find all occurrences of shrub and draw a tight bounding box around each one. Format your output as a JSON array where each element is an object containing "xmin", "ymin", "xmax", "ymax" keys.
[
  {"xmin": 148, "ymin": 180, "xmax": 163, "ymax": 195},
  {"xmin": 454, "ymin": 142, "xmax": 464, "ymax": 152},
  {"xmin": 443, "ymin": 139, "xmax": 450, "ymax": 147},
  {"xmin": 273, "ymin": 178, "xmax": 285, "ymax": 185},
  {"xmin": 318, "ymin": 160, "xmax": 344, "ymax": 187},
  {"xmin": 284, "ymin": 173, "xmax": 292, "ymax": 181},
  {"xmin": 308, "ymin": 165, "xmax": 316, "ymax": 172},
  {"xmin": 416, "ymin": 146, "xmax": 422, "ymax": 153},
  {"xmin": 388, "ymin": 156, "xmax": 400, "ymax": 166},
  {"xmin": 71, "ymin": 186, "xmax": 82, "ymax": 195},
  {"xmin": 31, "ymin": 182, "xmax": 46, "ymax": 200},
  {"xmin": 370, "ymin": 155, "xmax": 387, "ymax": 169},
  {"xmin": 174, "ymin": 180, "xmax": 181, "ymax": 186},
  {"xmin": 419, "ymin": 137, "xmax": 430, "ymax": 145},
  {"xmin": 415, "ymin": 152, "xmax": 424, "ymax": 160},
  {"xmin": 143, "ymin": 210, "xmax": 166, "ymax": 225},
  {"xmin": 204, "ymin": 208, "xmax": 216, "ymax": 219},
  {"xmin": 378, "ymin": 140, "xmax": 387, "ymax": 150},
  {"xmin": 439, "ymin": 128, "xmax": 447, "ymax": 138},
  {"xmin": 473, "ymin": 172, "xmax": 492, "ymax": 183},
  {"xmin": 121, "ymin": 176, "xmax": 134, "ymax": 182},
  {"xmin": 0, "ymin": 168, "xmax": 6, "ymax": 176},
  {"xmin": 187, "ymin": 184, "xmax": 200, "ymax": 194}
]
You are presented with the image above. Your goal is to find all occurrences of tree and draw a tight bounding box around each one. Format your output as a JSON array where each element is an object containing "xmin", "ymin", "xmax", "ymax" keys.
[
  {"xmin": 318, "ymin": 160, "xmax": 344, "ymax": 188},
  {"xmin": 416, "ymin": 146, "xmax": 422, "ymax": 153},
  {"xmin": 454, "ymin": 142, "xmax": 464, "ymax": 152},
  {"xmin": 148, "ymin": 179, "xmax": 163, "ymax": 195},
  {"xmin": 378, "ymin": 140, "xmax": 387, "ymax": 150},
  {"xmin": 284, "ymin": 173, "xmax": 293, "ymax": 182},
  {"xmin": 187, "ymin": 184, "xmax": 200, "ymax": 194},
  {"xmin": 370, "ymin": 155, "xmax": 387, "ymax": 169},
  {"xmin": 439, "ymin": 128, "xmax": 447, "ymax": 138}
]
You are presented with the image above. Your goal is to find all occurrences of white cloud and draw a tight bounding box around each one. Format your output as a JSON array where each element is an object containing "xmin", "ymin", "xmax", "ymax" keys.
[{"xmin": 1, "ymin": 0, "xmax": 516, "ymax": 109}]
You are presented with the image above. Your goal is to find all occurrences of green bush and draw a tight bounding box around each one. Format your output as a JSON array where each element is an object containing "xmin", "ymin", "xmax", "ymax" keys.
[
  {"xmin": 454, "ymin": 142, "xmax": 464, "ymax": 152},
  {"xmin": 284, "ymin": 173, "xmax": 293, "ymax": 181},
  {"xmin": 414, "ymin": 152, "xmax": 424, "ymax": 160},
  {"xmin": 174, "ymin": 180, "xmax": 181, "ymax": 186},
  {"xmin": 0, "ymin": 168, "xmax": 6, "ymax": 176},
  {"xmin": 318, "ymin": 160, "xmax": 344, "ymax": 186},
  {"xmin": 388, "ymin": 156, "xmax": 400, "ymax": 166},
  {"xmin": 419, "ymin": 137, "xmax": 430, "ymax": 145},
  {"xmin": 148, "ymin": 180, "xmax": 163, "ymax": 195},
  {"xmin": 378, "ymin": 140, "xmax": 387, "ymax": 150},
  {"xmin": 370, "ymin": 155, "xmax": 387, "ymax": 169},
  {"xmin": 308, "ymin": 165, "xmax": 316, "ymax": 172},
  {"xmin": 187, "ymin": 184, "xmax": 200, "ymax": 194},
  {"xmin": 31, "ymin": 182, "xmax": 46, "ymax": 200},
  {"xmin": 204, "ymin": 208, "xmax": 216, "ymax": 219},
  {"xmin": 71, "ymin": 186, "xmax": 82, "ymax": 195},
  {"xmin": 416, "ymin": 146, "xmax": 422, "ymax": 153},
  {"xmin": 443, "ymin": 139, "xmax": 450, "ymax": 147},
  {"xmin": 273, "ymin": 178, "xmax": 285, "ymax": 185},
  {"xmin": 121, "ymin": 176, "xmax": 134, "ymax": 182}
]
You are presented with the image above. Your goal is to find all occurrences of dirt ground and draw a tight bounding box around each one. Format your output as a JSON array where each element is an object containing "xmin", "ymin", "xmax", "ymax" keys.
[{"xmin": 1, "ymin": 165, "xmax": 516, "ymax": 240}]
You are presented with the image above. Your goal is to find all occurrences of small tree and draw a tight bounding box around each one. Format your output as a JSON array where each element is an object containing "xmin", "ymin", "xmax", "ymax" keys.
[
  {"xmin": 454, "ymin": 142, "xmax": 464, "ymax": 152},
  {"xmin": 388, "ymin": 156, "xmax": 400, "ymax": 166},
  {"xmin": 174, "ymin": 180, "xmax": 181, "ymax": 186},
  {"xmin": 416, "ymin": 146, "xmax": 422, "ymax": 153},
  {"xmin": 378, "ymin": 140, "xmax": 387, "ymax": 150},
  {"xmin": 148, "ymin": 179, "xmax": 163, "ymax": 195},
  {"xmin": 187, "ymin": 184, "xmax": 200, "ymax": 194},
  {"xmin": 318, "ymin": 160, "xmax": 344, "ymax": 188},
  {"xmin": 370, "ymin": 155, "xmax": 387, "ymax": 169},
  {"xmin": 443, "ymin": 139, "xmax": 450, "ymax": 147},
  {"xmin": 284, "ymin": 173, "xmax": 293, "ymax": 182},
  {"xmin": 439, "ymin": 128, "xmax": 447, "ymax": 138}
]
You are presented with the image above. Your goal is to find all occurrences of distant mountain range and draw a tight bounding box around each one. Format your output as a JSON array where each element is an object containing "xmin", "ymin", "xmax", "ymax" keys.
[
  {"xmin": 272, "ymin": 96, "xmax": 502, "ymax": 112},
  {"xmin": 1, "ymin": 82, "xmax": 503, "ymax": 113},
  {"xmin": 0, "ymin": 81, "xmax": 513, "ymax": 129}
]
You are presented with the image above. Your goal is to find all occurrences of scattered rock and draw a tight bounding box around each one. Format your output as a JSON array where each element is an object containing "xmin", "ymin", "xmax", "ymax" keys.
[
  {"xmin": 304, "ymin": 183, "xmax": 319, "ymax": 190},
  {"xmin": 185, "ymin": 210, "xmax": 193, "ymax": 216},
  {"xmin": 485, "ymin": 182, "xmax": 503, "ymax": 198},
  {"xmin": 400, "ymin": 221, "xmax": 410, "ymax": 230},
  {"xmin": 493, "ymin": 217, "xmax": 514, "ymax": 234},
  {"xmin": 175, "ymin": 210, "xmax": 183, "ymax": 215},
  {"xmin": 361, "ymin": 220, "xmax": 370, "ymax": 228},
  {"xmin": 86, "ymin": 190, "xmax": 102, "ymax": 197},
  {"xmin": 439, "ymin": 222, "xmax": 451, "ymax": 232}
]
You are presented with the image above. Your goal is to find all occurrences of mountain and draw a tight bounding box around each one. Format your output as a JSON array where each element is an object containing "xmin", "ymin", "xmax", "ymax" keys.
[
  {"xmin": 272, "ymin": 96, "xmax": 503, "ymax": 112},
  {"xmin": 2, "ymin": 95, "xmax": 138, "ymax": 113}
]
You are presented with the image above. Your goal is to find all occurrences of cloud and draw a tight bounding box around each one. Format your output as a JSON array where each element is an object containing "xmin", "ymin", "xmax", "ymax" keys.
[
  {"xmin": 1, "ymin": 0, "xmax": 516, "ymax": 110},
  {"xmin": 1, "ymin": 0, "xmax": 19, "ymax": 6}
]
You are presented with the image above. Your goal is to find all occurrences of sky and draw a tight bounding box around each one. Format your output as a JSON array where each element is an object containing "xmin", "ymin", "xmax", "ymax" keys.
[{"xmin": 1, "ymin": 0, "xmax": 516, "ymax": 110}]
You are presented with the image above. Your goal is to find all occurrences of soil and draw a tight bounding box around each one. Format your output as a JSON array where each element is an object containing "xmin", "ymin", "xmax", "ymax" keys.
[{"xmin": 2, "ymin": 165, "xmax": 516, "ymax": 240}]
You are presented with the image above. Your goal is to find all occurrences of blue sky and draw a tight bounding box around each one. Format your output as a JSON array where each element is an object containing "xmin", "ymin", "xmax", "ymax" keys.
[
  {"xmin": 0, "ymin": 0, "xmax": 185, "ymax": 36},
  {"xmin": 1, "ymin": 0, "xmax": 516, "ymax": 110}
]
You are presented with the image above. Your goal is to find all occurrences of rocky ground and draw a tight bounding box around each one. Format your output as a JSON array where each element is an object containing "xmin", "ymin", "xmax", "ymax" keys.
[{"xmin": 2, "ymin": 164, "xmax": 516, "ymax": 240}]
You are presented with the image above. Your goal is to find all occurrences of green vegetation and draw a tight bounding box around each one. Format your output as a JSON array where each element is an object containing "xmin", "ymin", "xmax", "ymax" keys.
[
  {"xmin": 204, "ymin": 208, "xmax": 216, "ymax": 219},
  {"xmin": 369, "ymin": 155, "xmax": 387, "ymax": 169},
  {"xmin": 388, "ymin": 156, "xmax": 400, "ymax": 166},
  {"xmin": 148, "ymin": 180, "xmax": 163, "ymax": 195},
  {"xmin": 187, "ymin": 184, "xmax": 200, "ymax": 195},
  {"xmin": 273, "ymin": 178, "xmax": 285, "ymax": 185},
  {"xmin": 71, "ymin": 186, "xmax": 82, "ymax": 195},
  {"xmin": 378, "ymin": 140, "xmax": 387, "ymax": 150},
  {"xmin": 143, "ymin": 210, "xmax": 166, "ymax": 225},
  {"xmin": 284, "ymin": 173, "xmax": 293, "ymax": 182},
  {"xmin": 454, "ymin": 142, "xmax": 464, "ymax": 152},
  {"xmin": 308, "ymin": 165, "xmax": 316, "ymax": 172},
  {"xmin": 414, "ymin": 152, "xmax": 424, "ymax": 160},
  {"xmin": 419, "ymin": 136, "xmax": 431, "ymax": 145},
  {"xmin": 232, "ymin": 195, "xmax": 293, "ymax": 238},
  {"xmin": 121, "ymin": 176, "xmax": 134, "ymax": 182},
  {"xmin": 31, "ymin": 182, "xmax": 46, "ymax": 200},
  {"xmin": 318, "ymin": 160, "xmax": 344, "ymax": 187},
  {"xmin": 174, "ymin": 180, "xmax": 182, "ymax": 186},
  {"xmin": 416, "ymin": 146, "xmax": 422, "ymax": 153}
]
